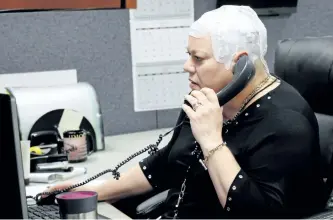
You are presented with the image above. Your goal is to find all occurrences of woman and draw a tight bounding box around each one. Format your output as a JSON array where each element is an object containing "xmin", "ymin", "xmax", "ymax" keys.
[{"xmin": 47, "ymin": 5, "xmax": 327, "ymax": 218}]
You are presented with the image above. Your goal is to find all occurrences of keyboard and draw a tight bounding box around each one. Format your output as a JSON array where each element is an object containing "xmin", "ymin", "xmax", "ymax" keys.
[
  {"xmin": 28, "ymin": 205, "xmax": 60, "ymax": 219},
  {"xmin": 310, "ymin": 211, "xmax": 333, "ymax": 219}
]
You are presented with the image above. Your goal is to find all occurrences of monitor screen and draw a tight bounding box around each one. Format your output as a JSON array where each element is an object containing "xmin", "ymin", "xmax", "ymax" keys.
[
  {"xmin": 0, "ymin": 93, "xmax": 28, "ymax": 219},
  {"xmin": 216, "ymin": 0, "xmax": 299, "ymax": 15}
]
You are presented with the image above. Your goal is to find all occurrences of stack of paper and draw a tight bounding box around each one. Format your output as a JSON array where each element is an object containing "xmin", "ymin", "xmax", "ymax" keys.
[{"xmin": 29, "ymin": 167, "xmax": 87, "ymax": 184}]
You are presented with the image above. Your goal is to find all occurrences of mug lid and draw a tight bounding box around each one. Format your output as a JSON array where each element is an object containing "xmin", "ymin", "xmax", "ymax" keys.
[{"xmin": 56, "ymin": 191, "xmax": 98, "ymax": 214}]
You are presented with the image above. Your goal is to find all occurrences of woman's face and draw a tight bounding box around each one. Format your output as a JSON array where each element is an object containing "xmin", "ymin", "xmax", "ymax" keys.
[{"xmin": 184, "ymin": 36, "xmax": 233, "ymax": 93}]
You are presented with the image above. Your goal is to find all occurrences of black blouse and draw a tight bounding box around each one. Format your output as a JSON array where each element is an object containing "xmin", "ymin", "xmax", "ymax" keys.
[{"xmin": 139, "ymin": 79, "xmax": 327, "ymax": 219}]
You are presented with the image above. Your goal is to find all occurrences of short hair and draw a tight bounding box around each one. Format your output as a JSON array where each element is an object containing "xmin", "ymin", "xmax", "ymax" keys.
[{"xmin": 189, "ymin": 5, "xmax": 268, "ymax": 71}]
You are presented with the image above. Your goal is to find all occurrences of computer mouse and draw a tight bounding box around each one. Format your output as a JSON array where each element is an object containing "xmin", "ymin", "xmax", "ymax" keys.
[{"xmin": 36, "ymin": 193, "xmax": 57, "ymax": 206}]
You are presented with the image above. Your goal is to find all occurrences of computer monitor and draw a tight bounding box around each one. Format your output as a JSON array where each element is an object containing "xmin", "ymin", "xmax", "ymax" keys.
[
  {"xmin": 216, "ymin": 0, "xmax": 298, "ymax": 16},
  {"xmin": 0, "ymin": 92, "xmax": 28, "ymax": 219}
]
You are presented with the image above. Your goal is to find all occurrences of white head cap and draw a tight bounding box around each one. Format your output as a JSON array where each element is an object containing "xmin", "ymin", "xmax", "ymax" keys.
[{"xmin": 189, "ymin": 5, "xmax": 268, "ymax": 71}]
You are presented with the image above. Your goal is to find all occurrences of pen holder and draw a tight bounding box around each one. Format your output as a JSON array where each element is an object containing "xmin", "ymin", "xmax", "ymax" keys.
[{"xmin": 56, "ymin": 191, "xmax": 98, "ymax": 219}]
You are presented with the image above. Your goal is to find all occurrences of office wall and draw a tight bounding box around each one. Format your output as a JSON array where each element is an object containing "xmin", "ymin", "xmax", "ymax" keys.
[{"xmin": 0, "ymin": 0, "xmax": 332, "ymax": 136}]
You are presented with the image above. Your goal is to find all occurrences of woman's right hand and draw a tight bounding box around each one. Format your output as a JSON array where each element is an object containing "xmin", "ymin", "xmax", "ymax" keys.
[{"xmin": 42, "ymin": 181, "xmax": 88, "ymax": 197}]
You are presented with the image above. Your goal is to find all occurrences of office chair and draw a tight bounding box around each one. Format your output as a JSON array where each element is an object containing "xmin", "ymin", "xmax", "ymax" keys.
[{"xmin": 274, "ymin": 36, "xmax": 333, "ymax": 218}]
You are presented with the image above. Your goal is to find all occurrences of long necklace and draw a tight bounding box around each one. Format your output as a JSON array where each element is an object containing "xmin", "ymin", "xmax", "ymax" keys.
[
  {"xmin": 223, "ymin": 75, "xmax": 277, "ymax": 126},
  {"xmin": 169, "ymin": 74, "xmax": 278, "ymax": 219}
]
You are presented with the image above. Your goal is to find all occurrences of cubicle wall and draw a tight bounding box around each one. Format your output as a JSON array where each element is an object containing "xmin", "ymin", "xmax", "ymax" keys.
[{"xmin": 0, "ymin": 0, "xmax": 332, "ymax": 136}]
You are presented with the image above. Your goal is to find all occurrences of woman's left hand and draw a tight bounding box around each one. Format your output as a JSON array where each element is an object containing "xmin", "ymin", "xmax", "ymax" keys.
[{"xmin": 182, "ymin": 88, "xmax": 224, "ymax": 151}]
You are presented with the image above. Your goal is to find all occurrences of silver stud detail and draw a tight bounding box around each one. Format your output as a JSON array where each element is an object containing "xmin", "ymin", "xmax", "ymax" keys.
[
  {"xmin": 226, "ymin": 207, "xmax": 231, "ymax": 211},
  {"xmin": 148, "ymin": 175, "xmax": 152, "ymax": 179},
  {"xmin": 232, "ymin": 185, "xmax": 236, "ymax": 190},
  {"xmin": 228, "ymin": 197, "xmax": 232, "ymax": 201},
  {"xmin": 225, "ymin": 129, "xmax": 228, "ymax": 134},
  {"xmin": 235, "ymin": 121, "xmax": 238, "ymax": 125},
  {"xmin": 256, "ymin": 104, "xmax": 260, "ymax": 108},
  {"xmin": 245, "ymin": 113, "xmax": 249, "ymax": 116},
  {"xmin": 239, "ymin": 174, "xmax": 243, "ymax": 179},
  {"xmin": 267, "ymin": 96, "xmax": 271, "ymax": 99},
  {"xmin": 143, "ymin": 166, "xmax": 147, "ymax": 170}
]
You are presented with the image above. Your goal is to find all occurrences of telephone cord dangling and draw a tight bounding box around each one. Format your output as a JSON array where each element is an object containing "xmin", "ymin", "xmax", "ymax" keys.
[
  {"xmin": 172, "ymin": 143, "xmax": 202, "ymax": 219},
  {"xmin": 31, "ymin": 120, "xmax": 185, "ymax": 204}
]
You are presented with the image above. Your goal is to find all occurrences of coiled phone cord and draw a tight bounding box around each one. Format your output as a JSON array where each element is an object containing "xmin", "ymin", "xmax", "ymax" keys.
[{"xmin": 29, "ymin": 120, "xmax": 185, "ymax": 205}]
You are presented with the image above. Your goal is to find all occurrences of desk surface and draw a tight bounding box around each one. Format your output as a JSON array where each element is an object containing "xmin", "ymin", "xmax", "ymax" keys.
[{"xmin": 26, "ymin": 127, "xmax": 173, "ymax": 219}]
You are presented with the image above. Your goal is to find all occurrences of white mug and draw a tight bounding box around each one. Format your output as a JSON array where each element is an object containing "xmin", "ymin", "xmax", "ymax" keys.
[{"xmin": 20, "ymin": 140, "xmax": 31, "ymax": 185}]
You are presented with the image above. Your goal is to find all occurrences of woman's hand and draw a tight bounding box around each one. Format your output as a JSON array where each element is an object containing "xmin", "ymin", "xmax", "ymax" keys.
[
  {"xmin": 42, "ymin": 181, "xmax": 83, "ymax": 197},
  {"xmin": 182, "ymin": 88, "xmax": 224, "ymax": 152}
]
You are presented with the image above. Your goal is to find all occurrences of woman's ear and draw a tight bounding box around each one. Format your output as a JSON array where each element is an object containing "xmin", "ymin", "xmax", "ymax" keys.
[
  {"xmin": 229, "ymin": 51, "xmax": 250, "ymax": 73},
  {"xmin": 232, "ymin": 51, "xmax": 249, "ymax": 63}
]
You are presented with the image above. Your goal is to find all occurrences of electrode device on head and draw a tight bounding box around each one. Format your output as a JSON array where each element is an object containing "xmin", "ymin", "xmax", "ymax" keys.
[{"xmin": 189, "ymin": 5, "xmax": 269, "ymax": 72}]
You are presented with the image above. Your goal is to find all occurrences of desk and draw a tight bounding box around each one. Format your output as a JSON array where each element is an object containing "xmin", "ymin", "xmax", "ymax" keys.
[{"xmin": 26, "ymin": 127, "xmax": 173, "ymax": 219}]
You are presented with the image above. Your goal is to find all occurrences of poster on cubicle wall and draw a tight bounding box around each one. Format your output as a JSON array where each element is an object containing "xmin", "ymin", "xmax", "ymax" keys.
[{"xmin": 0, "ymin": 0, "xmax": 136, "ymax": 12}]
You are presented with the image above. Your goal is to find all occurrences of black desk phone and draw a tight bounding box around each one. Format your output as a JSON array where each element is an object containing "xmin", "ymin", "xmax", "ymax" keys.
[{"xmin": 30, "ymin": 54, "xmax": 255, "ymax": 205}]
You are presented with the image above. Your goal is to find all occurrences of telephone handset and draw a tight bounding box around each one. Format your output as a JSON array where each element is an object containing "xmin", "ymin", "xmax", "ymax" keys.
[
  {"xmin": 184, "ymin": 54, "xmax": 255, "ymax": 108},
  {"xmin": 216, "ymin": 54, "xmax": 255, "ymax": 106},
  {"xmin": 29, "ymin": 54, "xmax": 255, "ymax": 206}
]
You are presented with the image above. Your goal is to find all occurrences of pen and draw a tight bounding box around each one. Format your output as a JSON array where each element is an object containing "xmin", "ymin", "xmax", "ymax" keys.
[{"xmin": 35, "ymin": 167, "xmax": 74, "ymax": 173}]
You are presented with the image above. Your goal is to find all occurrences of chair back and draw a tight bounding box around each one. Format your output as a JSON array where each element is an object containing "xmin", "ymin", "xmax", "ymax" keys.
[{"xmin": 274, "ymin": 37, "xmax": 333, "ymax": 199}]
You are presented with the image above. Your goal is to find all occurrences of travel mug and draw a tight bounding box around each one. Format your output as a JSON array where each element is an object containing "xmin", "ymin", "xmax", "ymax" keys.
[{"xmin": 56, "ymin": 191, "xmax": 98, "ymax": 219}]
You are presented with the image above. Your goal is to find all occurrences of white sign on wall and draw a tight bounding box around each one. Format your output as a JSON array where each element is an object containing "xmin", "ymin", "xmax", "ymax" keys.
[{"xmin": 129, "ymin": 0, "xmax": 194, "ymax": 111}]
